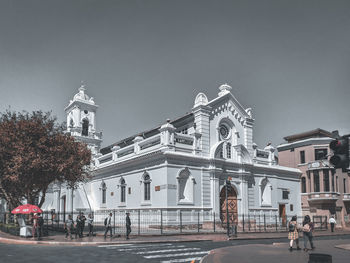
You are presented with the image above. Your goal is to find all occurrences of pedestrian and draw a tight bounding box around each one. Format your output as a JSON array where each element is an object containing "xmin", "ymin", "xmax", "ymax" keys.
[
  {"xmin": 36, "ymin": 213, "xmax": 44, "ymax": 240},
  {"xmin": 288, "ymin": 216, "xmax": 301, "ymax": 251},
  {"xmin": 64, "ymin": 215, "xmax": 74, "ymax": 239},
  {"xmin": 329, "ymin": 216, "xmax": 336, "ymax": 232},
  {"xmin": 126, "ymin": 212, "xmax": 131, "ymax": 240},
  {"xmin": 80, "ymin": 213, "xmax": 86, "ymax": 237},
  {"xmin": 32, "ymin": 213, "xmax": 38, "ymax": 239},
  {"xmin": 75, "ymin": 214, "xmax": 82, "ymax": 238},
  {"xmin": 87, "ymin": 213, "xmax": 94, "ymax": 237},
  {"xmin": 104, "ymin": 212, "xmax": 113, "ymax": 238},
  {"xmin": 302, "ymin": 215, "xmax": 315, "ymax": 251}
]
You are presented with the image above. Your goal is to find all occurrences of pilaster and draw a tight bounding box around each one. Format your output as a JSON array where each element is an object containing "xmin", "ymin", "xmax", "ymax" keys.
[{"xmin": 192, "ymin": 104, "xmax": 212, "ymax": 156}]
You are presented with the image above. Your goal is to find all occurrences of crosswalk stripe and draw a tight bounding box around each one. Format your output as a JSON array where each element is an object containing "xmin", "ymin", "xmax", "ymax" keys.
[
  {"xmin": 99, "ymin": 244, "xmax": 133, "ymax": 248},
  {"xmin": 136, "ymin": 248, "xmax": 200, "ymax": 254},
  {"xmin": 144, "ymin": 251, "xmax": 210, "ymax": 259},
  {"xmin": 100, "ymin": 243, "xmax": 173, "ymax": 248},
  {"xmin": 117, "ymin": 245, "xmax": 185, "ymax": 252},
  {"xmin": 161, "ymin": 257, "xmax": 203, "ymax": 263}
]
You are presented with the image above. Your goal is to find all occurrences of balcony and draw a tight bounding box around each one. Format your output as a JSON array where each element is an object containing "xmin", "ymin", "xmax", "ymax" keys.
[
  {"xmin": 343, "ymin": 193, "xmax": 350, "ymax": 202},
  {"xmin": 307, "ymin": 192, "xmax": 340, "ymax": 204}
]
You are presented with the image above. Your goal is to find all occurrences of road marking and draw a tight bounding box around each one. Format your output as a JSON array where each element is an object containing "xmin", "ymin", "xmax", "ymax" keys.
[
  {"xmin": 100, "ymin": 243, "xmax": 173, "ymax": 248},
  {"xmin": 144, "ymin": 251, "xmax": 210, "ymax": 259},
  {"xmin": 98, "ymin": 244, "xmax": 133, "ymax": 248},
  {"xmin": 161, "ymin": 257, "xmax": 203, "ymax": 263},
  {"xmin": 117, "ymin": 245, "xmax": 186, "ymax": 252},
  {"xmin": 136, "ymin": 247, "xmax": 201, "ymax": 254}
]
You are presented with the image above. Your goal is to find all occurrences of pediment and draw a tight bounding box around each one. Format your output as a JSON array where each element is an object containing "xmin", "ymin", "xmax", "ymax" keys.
[{"xmin": 208, "ymin": 92, "xmax": 253, "ymax": 126}]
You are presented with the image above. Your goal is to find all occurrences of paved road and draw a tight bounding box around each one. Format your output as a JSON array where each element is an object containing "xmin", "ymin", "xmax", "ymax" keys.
[{"xmin": 0, "ymin": 235, "xmax": 349, "ymax": 263}]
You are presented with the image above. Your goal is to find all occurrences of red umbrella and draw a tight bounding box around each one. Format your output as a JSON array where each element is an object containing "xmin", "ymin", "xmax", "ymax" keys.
[{"xmin": 11, "ymin": 204, "xmax": 43, "ymax": 214}]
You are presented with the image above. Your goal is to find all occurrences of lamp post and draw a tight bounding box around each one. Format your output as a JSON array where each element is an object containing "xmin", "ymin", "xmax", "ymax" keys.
[{"xmin": 225, "ymin": 179, "xmax": 231, "ymax": 238}]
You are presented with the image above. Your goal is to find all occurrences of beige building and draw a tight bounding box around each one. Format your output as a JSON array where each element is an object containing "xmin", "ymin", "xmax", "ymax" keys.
[{"xmin": 277, "ymin": 129, "xmax": 350, "ymax": 228}]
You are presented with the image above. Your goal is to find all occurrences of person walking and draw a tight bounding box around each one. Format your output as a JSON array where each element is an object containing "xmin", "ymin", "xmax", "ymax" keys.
[
  {"xmin": 87, "ymin": 214, "xmax": 94, "ymax": 237},
  {"xmin": 31, "ymin": 213, "xmax": 38, "ymax": 239},
  {"xmin": 104, "ymin": 213, "xmax": 113, "ymax": 238},
  {"xmin": 288, "ymin": 216, "xmax": 301, "ymax": 251},
  {"xmin": 80, "ymin": 213, "xmax": 86, "ymax": 237},
  {"xmin": 126, "ymin": 212, "xmax": 131, "ymax": 240},
  {"xmin": 329, "ymin": 216, "xmax": 336, "ymax": 232},
  {"xmin": 302, "ymin": 215, "xmax": 315, "ymax": 251},
  {"xmin": 75, "ymin": 214, "xmax": 82, "ymax": 238},
  {"xmin": 36, "ymin": 213, "xmax": 44, "ymax": 240},
  {"xmin": 64, "ymin": 215, "xmax": 74, "ymax": 239}
]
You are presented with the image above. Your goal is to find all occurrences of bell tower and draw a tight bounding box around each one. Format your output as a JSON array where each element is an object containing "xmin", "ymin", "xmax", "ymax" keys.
[{"xmin": 64, "ymin": 83, "xmax": 102, "ymax": 155}]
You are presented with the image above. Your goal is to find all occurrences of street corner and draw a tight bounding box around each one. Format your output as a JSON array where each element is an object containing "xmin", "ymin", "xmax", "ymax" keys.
[
  {"xmin": 200, "ymin": 243, "xmax": 309, "ymax": 263},
  {"xmin": 335, "ymin": 244, "xmax": 350, "ymax": 251}
]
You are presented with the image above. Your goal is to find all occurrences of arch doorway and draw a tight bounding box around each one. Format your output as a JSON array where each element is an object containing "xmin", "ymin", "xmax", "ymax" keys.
[{"xmin": 220, "ymin": 186, "xmax": 238, "ymax": 225}]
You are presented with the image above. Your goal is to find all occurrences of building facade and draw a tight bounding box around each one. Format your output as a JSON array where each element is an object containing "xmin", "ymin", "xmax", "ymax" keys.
[
  {"xmin": 43, "ymin": 84, "xmax": 301, "ymax": 224},
  {"xmin": 277, "ymin": 129, "xmax": 350, "ymax": 228}
]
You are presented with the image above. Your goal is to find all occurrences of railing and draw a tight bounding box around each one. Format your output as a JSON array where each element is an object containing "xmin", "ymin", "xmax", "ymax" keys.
[
  {"xmin": 139, "ymin": 134, "xmax": 161, "ymax": 151},
  {"xmin": 95, "ymin": 131, "xmax": 200, "ymax": 168},
  {"xmin": 0, "ymin": 210, "xmax": 328, "ymax": 236},
  {"xmin": 308, "ymin": 192, "xmax": 340, "ymax": 202},
  {"xmin": 343, "ymin": 193, "xmax": 350, "ymax": 201}
]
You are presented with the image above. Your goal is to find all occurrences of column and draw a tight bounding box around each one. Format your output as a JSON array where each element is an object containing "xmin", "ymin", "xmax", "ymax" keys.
[{"xmin": 210, "ymin": 175, "xmax": 220, "ymax": 215}]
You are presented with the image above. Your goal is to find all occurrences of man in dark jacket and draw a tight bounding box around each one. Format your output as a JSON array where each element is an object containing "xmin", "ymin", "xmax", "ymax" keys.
[
  {"xmin": 80, "ymin": 213, "xmax": 86, "ymax": 237},
  {"xmin": 75, "ymin": 214, "xmax": 82, "ymax": 238},
  {"xmin": 36, "ymin": 213, "xmax": 44, "ymax": 240},
  {"xmin": 104, "ymin": 213, "xmax": 113, "ymax": 238},
  {"xmin": 126, "ymin": 212, "xmax": 131, "ymax": 240}
]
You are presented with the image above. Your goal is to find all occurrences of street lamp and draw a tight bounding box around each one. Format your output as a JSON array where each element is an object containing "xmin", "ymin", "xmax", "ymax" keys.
[{"xmin": 225, "ymin": 178, "xmax": 231, "ymax": 238}]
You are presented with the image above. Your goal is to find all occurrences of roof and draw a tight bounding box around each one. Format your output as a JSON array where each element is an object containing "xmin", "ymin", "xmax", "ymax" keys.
[{"xmin": 283, "ymin": 128, "xmax": 333, "ymax": 143}]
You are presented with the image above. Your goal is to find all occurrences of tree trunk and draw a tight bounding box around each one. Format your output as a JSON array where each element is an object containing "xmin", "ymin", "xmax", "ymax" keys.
[{"xmin": 38, "ymin": 188, "xmax": 47, "ymax": 208}]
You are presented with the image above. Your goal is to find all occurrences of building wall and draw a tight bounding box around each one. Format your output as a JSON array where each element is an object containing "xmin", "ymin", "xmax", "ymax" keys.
[{"xmin": 278, "ymin": 138, "xmax": 350, "ymax": 228}]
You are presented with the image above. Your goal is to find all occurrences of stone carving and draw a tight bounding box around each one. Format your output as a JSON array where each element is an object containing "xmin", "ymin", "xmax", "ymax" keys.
[{"xmin": 194, "ymin": 92, "xmax": 209, "ymax": 107}]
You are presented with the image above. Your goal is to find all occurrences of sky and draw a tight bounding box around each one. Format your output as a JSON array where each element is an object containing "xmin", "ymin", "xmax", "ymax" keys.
[{"xmin": 0, "ymin": 0, "xmax": 349, "ymax": 149}]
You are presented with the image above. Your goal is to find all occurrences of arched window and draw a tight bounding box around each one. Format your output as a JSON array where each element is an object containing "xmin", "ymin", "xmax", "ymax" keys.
[
  {"xmin": 143, "ymin": 174, "xmax": 151, "ymax": 201},
  {"xmin": 69, "ymin": 118, "xmax": 74, "ymax": 128},
  {"xmin": 177, "ymin": 168, "xmax": 195, "ymax": 204},
  {"xmin": 120, "ymin": 178, "xmax": 126, "ymax": 203},
  {"xmin": 82, "ymin": 119, "xmax": 89, "ymax": 136},
  {"xmin": 261, "ymin": 178, "xmax": 272, "ymax": 206},
  {"xmin": 226, "ymin": 143, "xmax": 232, "ymax": 159},
  {"xmin": 101, "ymin": 182, "xmax": 107, "ymax": 204}
]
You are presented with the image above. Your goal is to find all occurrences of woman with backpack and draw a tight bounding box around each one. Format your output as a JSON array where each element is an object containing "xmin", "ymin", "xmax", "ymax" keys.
[
  {"xmin": 302, "ymin": 215, "xmax": 315, "ymax": 251},
  {"xmin": 288, "ymin": 215, "xmax": 301, "ymax": 251}
]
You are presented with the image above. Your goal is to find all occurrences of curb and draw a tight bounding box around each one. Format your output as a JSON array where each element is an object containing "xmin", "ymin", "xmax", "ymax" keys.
[
  {"xmin": 0, "ymin": 236, "xmax": 213, "ymax": 246},
  {"xmin": 1, "ymin": 231, "xmax": 349, "ymax": 247},
  {"xmin": 228, "ymin": 233, "xmax": 350, "ymax": 241}
]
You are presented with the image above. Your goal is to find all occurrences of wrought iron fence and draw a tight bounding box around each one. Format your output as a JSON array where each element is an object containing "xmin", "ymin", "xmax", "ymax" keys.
[{"xmin": 0, "ymin": 210, "xmax": 328, "ymax": 236}]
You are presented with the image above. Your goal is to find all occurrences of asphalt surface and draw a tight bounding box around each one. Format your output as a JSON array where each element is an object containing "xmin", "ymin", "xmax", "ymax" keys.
[{"xmin": 0, "ymin": 235, "xmax": 349, "ymax": 263}]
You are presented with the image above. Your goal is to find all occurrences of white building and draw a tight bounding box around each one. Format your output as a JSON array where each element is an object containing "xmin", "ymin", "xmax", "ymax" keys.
[{"xmin": 43, "ymin": 83, "xmax": 301, "ymax": 223}]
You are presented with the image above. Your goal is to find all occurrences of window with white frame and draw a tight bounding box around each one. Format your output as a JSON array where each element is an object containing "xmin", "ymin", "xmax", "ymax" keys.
[
  {"xmin": 143, "ymin": 173, "xmax": 151, "ymax": 201},
  {"xmin": 99, "ymin": 181, "xmax": 107, "ymax": 206},
  {"xmin": 226, "ymin": 143, "xmax": 232, "ymax": 159},
  {"xmin": 82, "ymin": 118, "xmax": 89, "ymax": 136},
  {"xmin": 120, "ymin": 178, "xmax": 126, "ymax": 203}
]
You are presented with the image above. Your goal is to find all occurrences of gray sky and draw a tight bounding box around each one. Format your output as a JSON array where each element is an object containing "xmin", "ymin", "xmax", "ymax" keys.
[{"xmin": 1, "ymin": 0, "xmax": 349, "ymax": 149}]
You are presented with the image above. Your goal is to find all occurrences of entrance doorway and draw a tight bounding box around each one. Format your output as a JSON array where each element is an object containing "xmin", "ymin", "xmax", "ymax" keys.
[
  {"xmin": 279, "ymin": 204, "xmax": 286, "ymax": 226},
  {"xmin": 220, "ymin": 186, "xmax": 238, "ymax": 225}
]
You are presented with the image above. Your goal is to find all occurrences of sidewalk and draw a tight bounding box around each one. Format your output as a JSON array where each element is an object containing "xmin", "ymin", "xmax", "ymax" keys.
[
  {"xmin": 1, "ymin": 229, "xmax": 350, "ymax": 246},
  {"xmin": 201, "ymin": 238, "xmax": 350, "ymax": 263}
]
